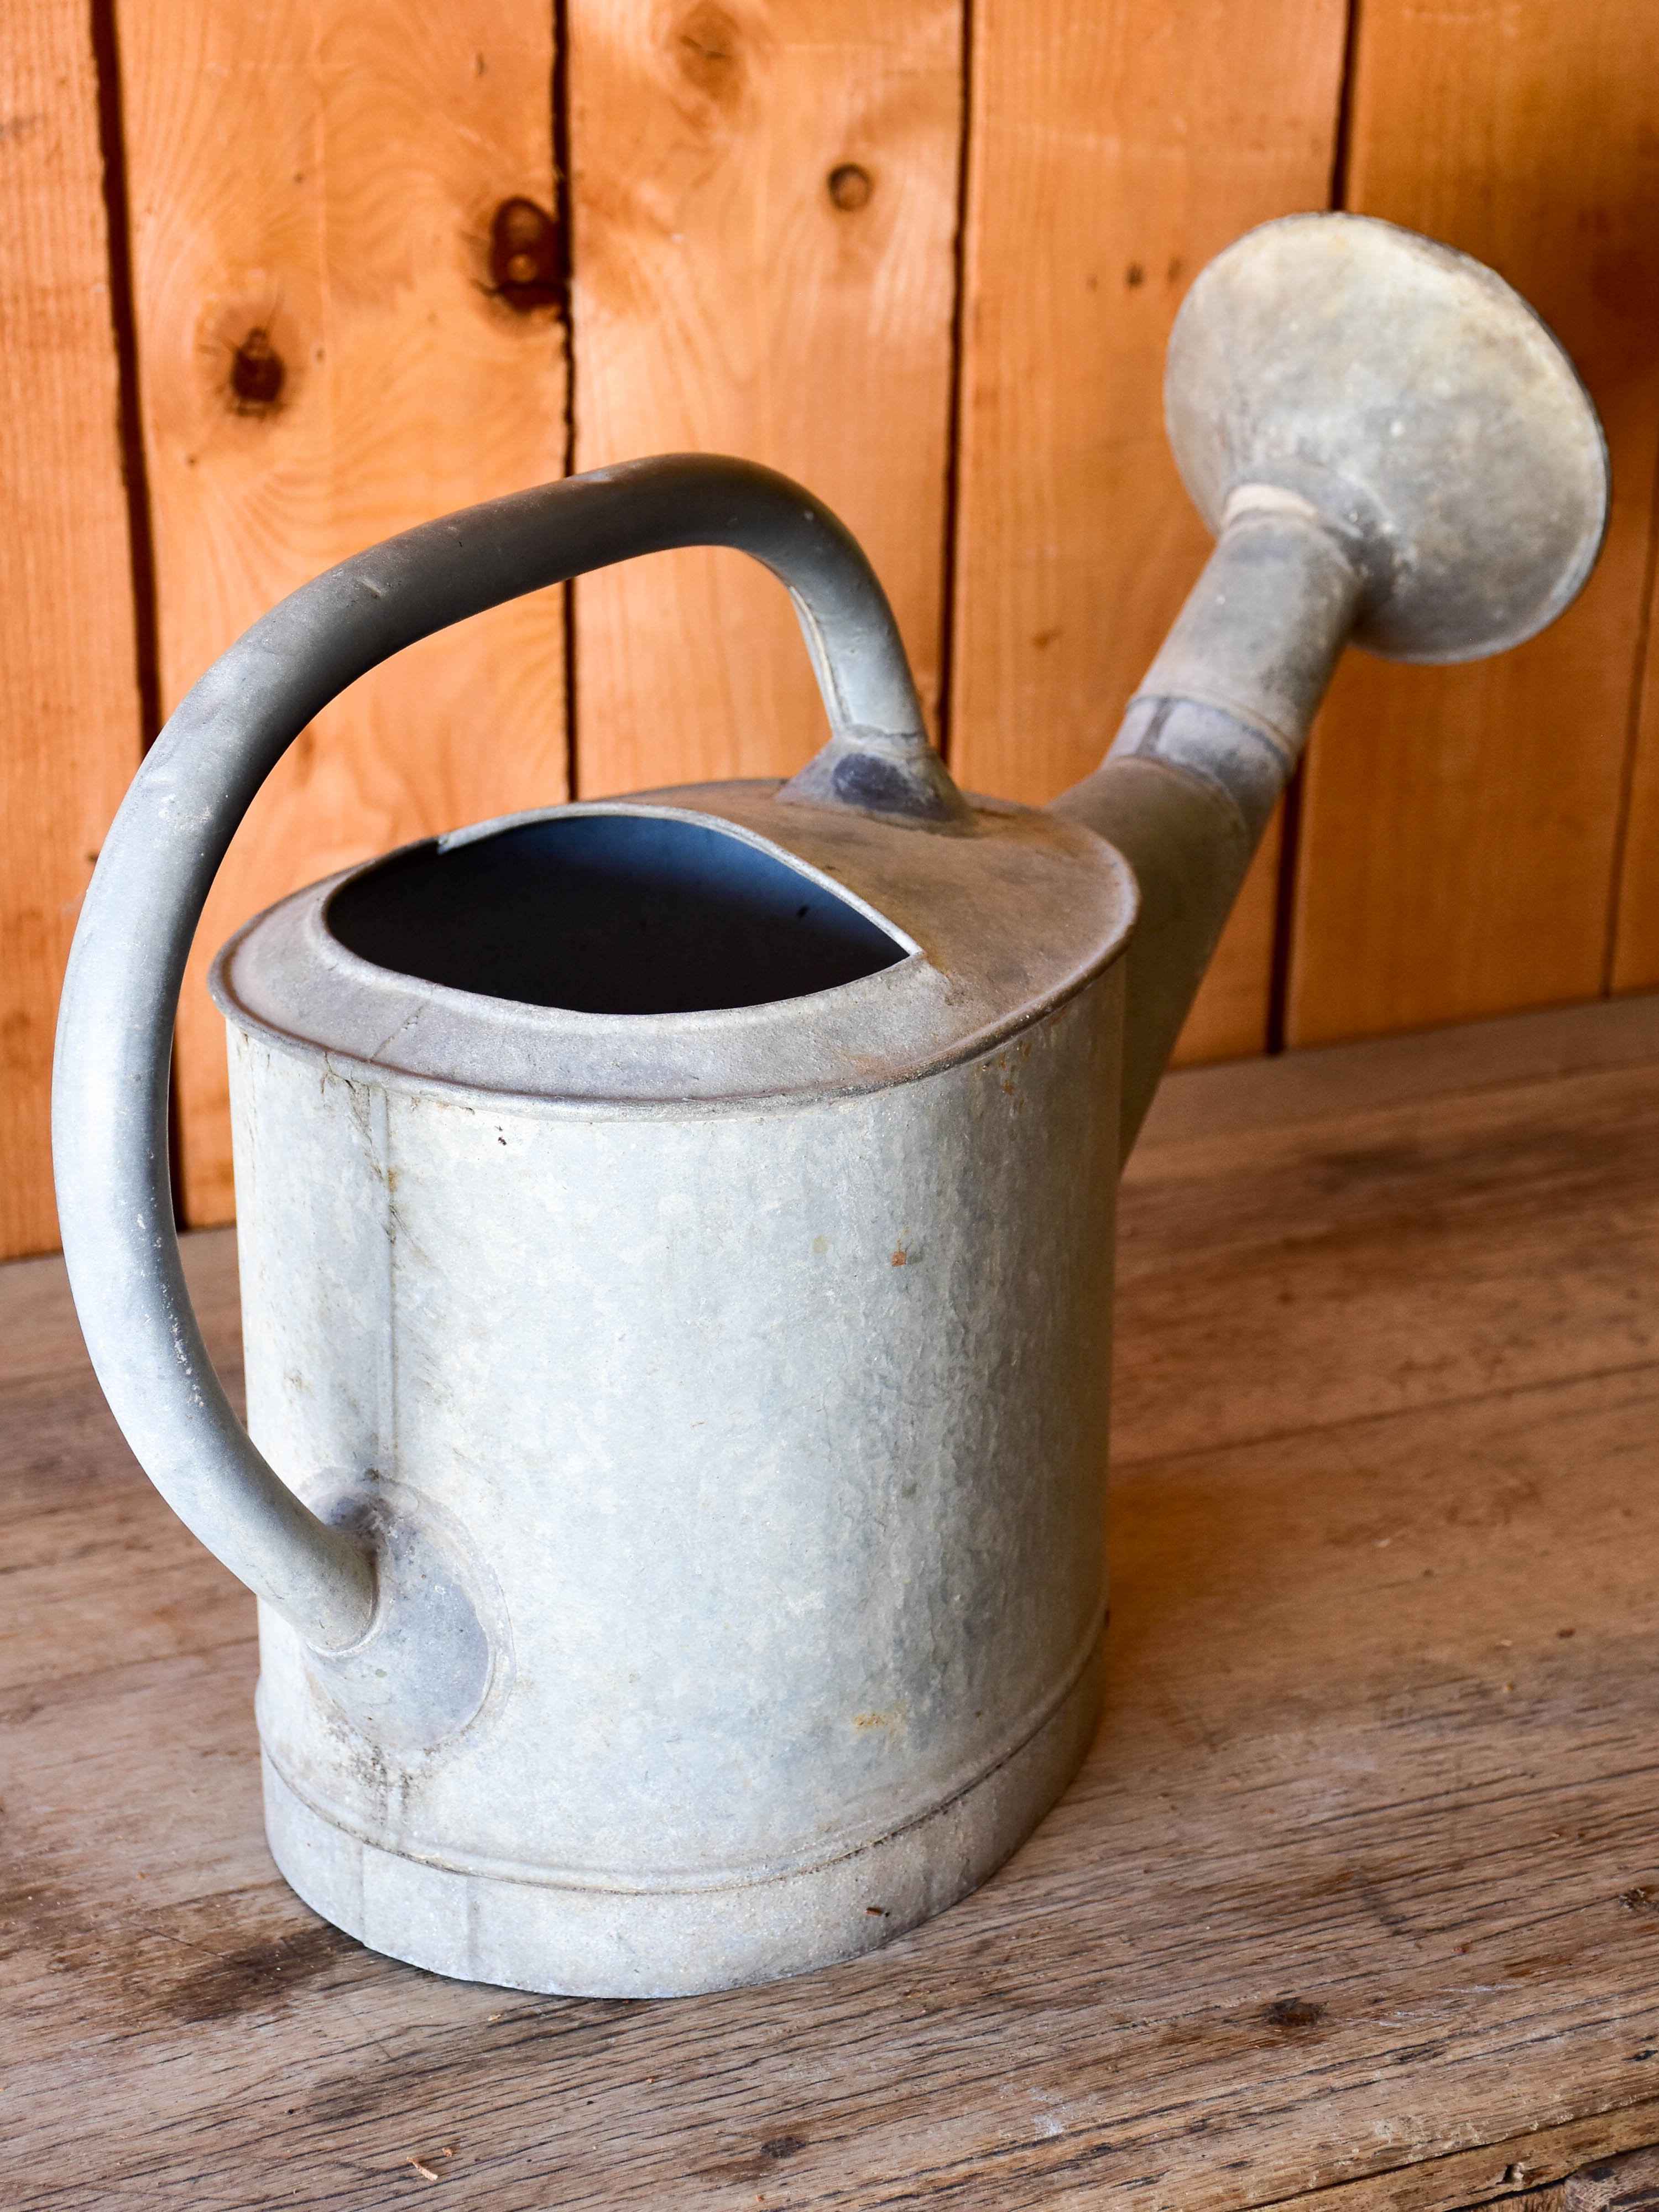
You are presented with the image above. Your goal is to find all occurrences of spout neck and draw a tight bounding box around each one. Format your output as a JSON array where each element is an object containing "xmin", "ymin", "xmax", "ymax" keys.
[
  {"xmin": 1131, "ymin": 500, "xmax": 1363, "ymax": 785},
  {"xmin": 1050, "ymin": 508, "xmax": 1363, "ymax": 1160}
]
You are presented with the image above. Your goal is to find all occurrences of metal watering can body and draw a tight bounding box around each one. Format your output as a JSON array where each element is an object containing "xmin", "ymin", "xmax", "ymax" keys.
[
  {"xmin": 53, "ymin": 216, "xmax": 1609, "ymax": 1997},
  {"xmin": 218, "ymin": 788, "xmax": 1131, "ymax": 1992}
]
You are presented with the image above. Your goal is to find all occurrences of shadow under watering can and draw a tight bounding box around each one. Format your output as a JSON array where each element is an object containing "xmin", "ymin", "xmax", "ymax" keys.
[{"xmin": 53, "ymin": 213, "xmax": 1608, "ymax": 1998}]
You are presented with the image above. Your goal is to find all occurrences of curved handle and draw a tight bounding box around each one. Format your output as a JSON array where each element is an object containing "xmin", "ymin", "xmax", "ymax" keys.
[{"xmin": 52, "ymin": 454, "xmax": 948, "ymax": 1650}]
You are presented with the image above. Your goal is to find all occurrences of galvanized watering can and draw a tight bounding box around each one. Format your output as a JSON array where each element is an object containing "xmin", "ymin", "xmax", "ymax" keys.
[{"xmin": 54, "ymin": 216, "xmax": 1606, "ymax": 1997}]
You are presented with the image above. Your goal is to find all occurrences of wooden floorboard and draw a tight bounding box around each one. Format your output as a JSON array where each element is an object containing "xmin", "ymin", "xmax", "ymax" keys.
[{"xmin": 5, "ymin": 1064, "xmax": 1659, "ymax": 2207}]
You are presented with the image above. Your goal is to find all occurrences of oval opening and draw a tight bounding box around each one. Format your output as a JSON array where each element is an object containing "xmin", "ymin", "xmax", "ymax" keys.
[{"xmin": 326, "ymin": 811, "xmax": 909, "ymax": 1015}]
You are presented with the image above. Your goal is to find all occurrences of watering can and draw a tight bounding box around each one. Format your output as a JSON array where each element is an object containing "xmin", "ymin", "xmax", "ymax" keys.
[{"xmin": 53, "ymin": 215, "xmax": 1607, "ymax": 1997}]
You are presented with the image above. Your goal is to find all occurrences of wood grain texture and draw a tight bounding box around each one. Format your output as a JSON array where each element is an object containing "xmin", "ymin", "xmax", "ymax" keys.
[
  {"xmin": 566, "ymin": 0, "xmax": 961, "ymax": 795},
  {"xmin": 1322, "ymin": 2124, "xmax": 1659, "ymax": 2212},
  {"xmin": 947, "ymin": 0, "xmax": 1349, "ymax": 1063},
  {"xmin": 9, "ymin": 1055, "xmax": 1659, "ymax": 2207},
  {"xmin": 119, "ymin": 0, "xmax": 570, "ymax": 1225},
  {"xmin": 1287, "ymin": 0, "xmax": 1659, "ymax": 1045},
  {"xmin": 0, "ymin": 3, "xmax": 144, "ymax": 1261},
  {"xmin": 1141, "ymin": 987, "xmax": 1659, "ymax": 1149},
  {"xmin": 1507, "ymin": 2141, "xmax": 1659, "ymax": 2212},
  {"xmin": 1609, "ymin": 541, "xmax": 1659, "ymax": 993}
]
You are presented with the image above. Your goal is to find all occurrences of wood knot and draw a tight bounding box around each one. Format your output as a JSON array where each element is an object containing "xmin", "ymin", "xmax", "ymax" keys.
[
  {"xmin": 676, "ymin": 2, "xmax": 743, "ymax": 105},
  {"xmin": 828, "ymin": 163, "xmax": 873, "ymax": 211},
  {"xmin": 229, "ymin": 329, "xmax": 284, "ymax": 413},
  {"xmin": 1262, "ymin": 1997, "xmax": 1326, "ymax": 2033},
  {"xmin": 490, "ymin": 197, "xmax": 563, "ymax": 312}
]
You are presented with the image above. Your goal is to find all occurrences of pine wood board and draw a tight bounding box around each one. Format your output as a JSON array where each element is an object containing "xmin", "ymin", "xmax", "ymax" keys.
[
  {"xmin": 1505, "ymin": 2141, "xmax": 1659, "ymax": 2212},
  {"xmin": 7, "ymin": 1056, "xmax": 1659, "ymax": 2208},
  {"xmin": 0, "ymin": 2, "xmax": 145, "ymax": 1262},
  {"xmin": 566, "ymin": 0, "xmax": 961, "ymax": 795},
  {"xmin": 118, "ymin": 0, "xmax": 571, "ymax": 1227},
  {"xmin": 1114, "ymin": 1057, "xmax": 1659, "ymax": 1468},
  {"xmin": 1316, "ymin": 2127, "xmax": 1659, "ymax": 2212},
  {"xmin": 1140, "ymin": 992, "xmax": 1659, "ymax": 1152},
  {"xmin": 1610, "ymin": 558, "xmax": 1659, "ymax": 994},
  {"xmin": 1286, "ymin": 0, "xmax": 1659, "ymax": 1045},
  {"xmin": 945, "ymin": 0, "xmax": 1349, "ymax": 1063}
]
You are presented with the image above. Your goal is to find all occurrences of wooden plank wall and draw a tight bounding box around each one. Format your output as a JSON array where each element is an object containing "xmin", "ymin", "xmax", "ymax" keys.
[
  {"xmin": 948, "ymin": 0, "xmax": 1352, "ymax": 1058},
  {"xmin": 0, "ymin": 3, "xmax": 144, "ymax": 1258},
  {"xmin": 4, "ymin": 0, "xmax": 1658, "ymax": 1255},
  {"xmin": 1288, "ymin": 0, "xmax": 1659, "ymax": 1045},
  {"xmin": 118, "ymin": 1, "xmax": 571, "ymax": 1225},
  {"xmin": 567, "ymin": 0, "xmax": 962, "ymax": 795}
]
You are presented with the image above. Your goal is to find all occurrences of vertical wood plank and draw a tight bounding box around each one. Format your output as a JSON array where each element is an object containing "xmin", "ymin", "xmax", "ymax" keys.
[
  {"xmin": 567, "ymin": 0, "xmax": 961, "ymax": 796},
  {"xmin": 949, "ymin": 0, "xmax": 1350, "ymax": 1065},
  {"xmin": 121, "ymin": 2, "xmax": 569, "ymax": 1225},
  {"xmin": 1, "ymin": 4, "xmax": 145, "ymax": 1259},
  {"xmin": 1609, "ymin": 533, "xmax": 1659, "ymax": 993},
  {"xmin": 1287, "ymin": 0, "xmax": 1659, "ymax": 1045}
]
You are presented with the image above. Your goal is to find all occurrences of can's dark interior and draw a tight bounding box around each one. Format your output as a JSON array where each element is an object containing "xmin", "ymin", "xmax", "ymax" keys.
[{"xmin": 325, "ymin": 811, "xmax": 909, "ymax": 1015}]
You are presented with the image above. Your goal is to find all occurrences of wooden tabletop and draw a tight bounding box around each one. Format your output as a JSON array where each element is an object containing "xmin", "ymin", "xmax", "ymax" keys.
[{"xmin": 7, "ymin": 1047, "xmax": 1659, "ymax": 2209}]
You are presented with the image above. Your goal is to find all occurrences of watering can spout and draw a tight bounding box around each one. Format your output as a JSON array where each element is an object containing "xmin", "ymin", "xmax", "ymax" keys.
[
  {"xmin": 1050, "ymin": 212, "xmax": 1609, "ymax": 1159},
  {"xmin": 1052, "ymin": 492, "xmax": 1359, "ymax": 1154}
]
